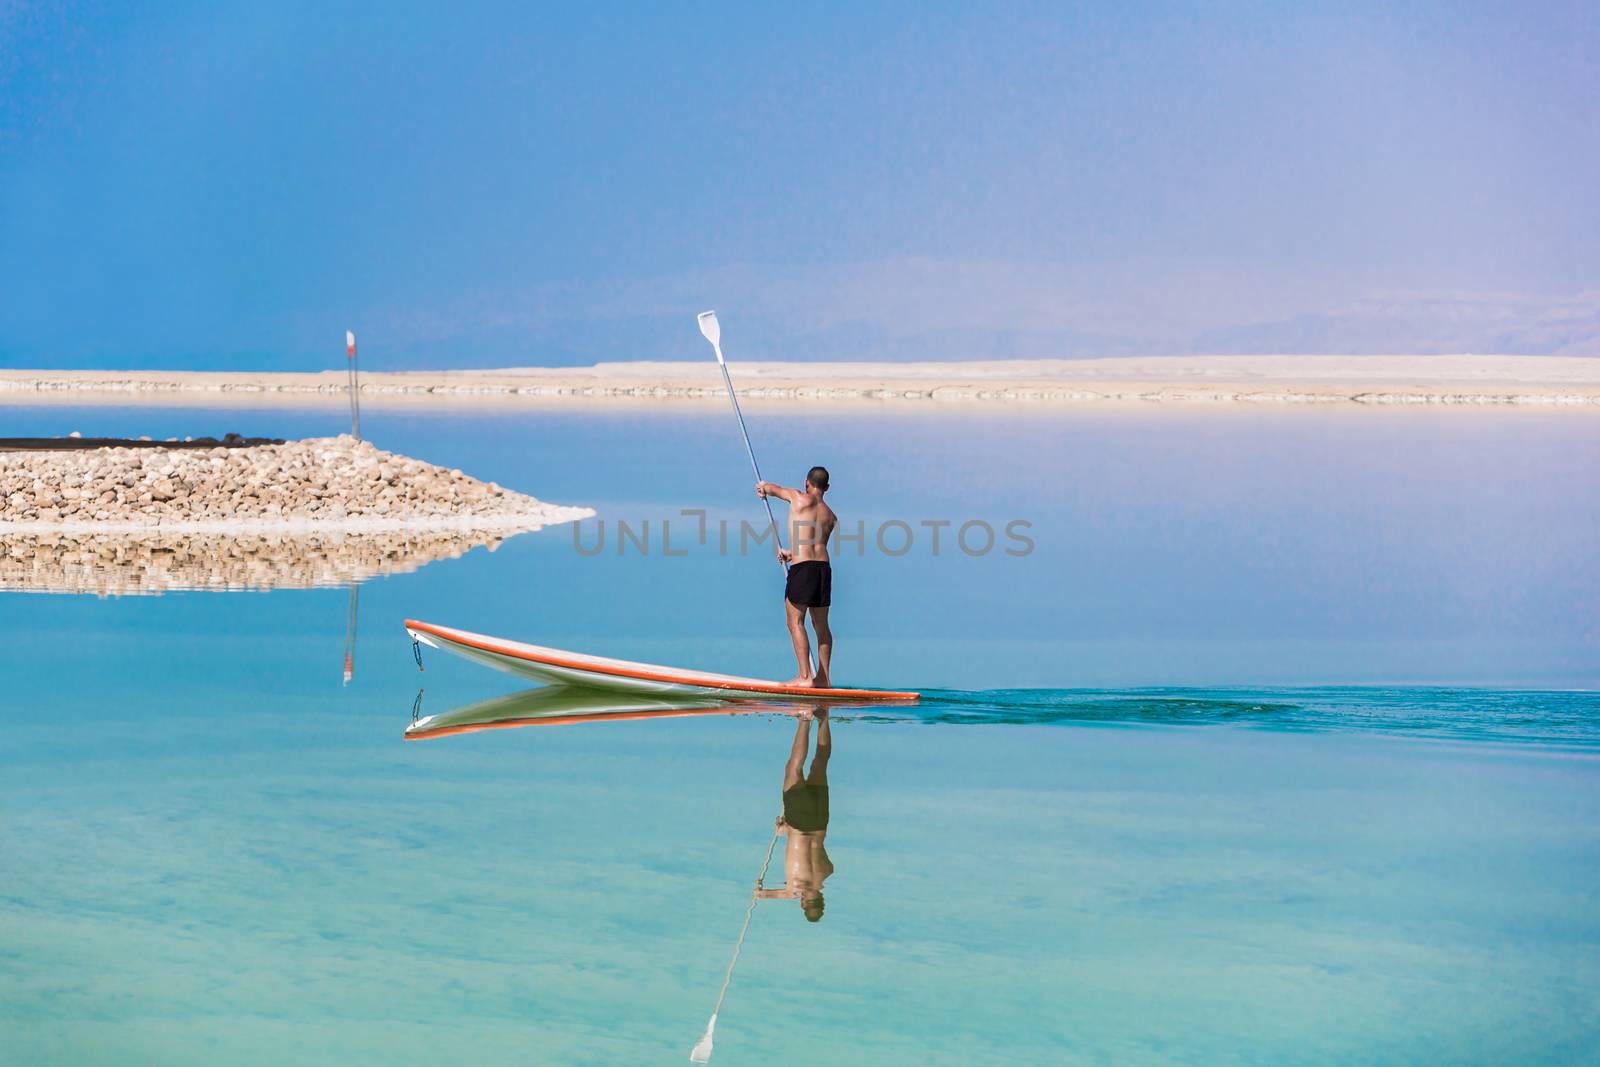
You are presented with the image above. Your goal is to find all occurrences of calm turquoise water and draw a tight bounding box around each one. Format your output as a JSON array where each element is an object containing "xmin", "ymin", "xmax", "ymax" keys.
[{"xmin": 2, "ymin": 404, "xmax": 1598, "ymax": 1064}]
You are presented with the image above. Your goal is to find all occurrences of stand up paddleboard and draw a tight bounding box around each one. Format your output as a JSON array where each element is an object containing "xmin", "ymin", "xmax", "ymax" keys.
[{"xmin": 404, "ymin": 619, "xmax": 919, "ymax": 702}]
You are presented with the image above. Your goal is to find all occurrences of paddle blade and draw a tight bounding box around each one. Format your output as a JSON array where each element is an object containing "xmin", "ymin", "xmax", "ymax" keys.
[
  {"xmin": 697, "ymin": 310, "xmax": 721, "ymax": 348},
  {"xmin": 345, "ymin": 330, "xmax": 356, "ymax": 358},
  {"xmin": 689, "ymin": 1014, "xmax": 716, "ymax": 1063}
]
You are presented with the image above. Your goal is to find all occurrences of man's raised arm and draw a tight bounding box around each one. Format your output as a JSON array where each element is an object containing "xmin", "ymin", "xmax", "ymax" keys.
[{"xmin": 756, "ymin": 481, "xmax": 799, "ymax": 503}]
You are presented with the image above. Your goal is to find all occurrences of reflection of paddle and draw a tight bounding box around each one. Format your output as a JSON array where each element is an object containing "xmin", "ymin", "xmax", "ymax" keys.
[
  {"xmin": 689, "ymin": 827, "xmax": 783, "ymax": 1063},
  {"xmin": 697, "ymin": 310, "xmax": 787, "ymax": 573}
]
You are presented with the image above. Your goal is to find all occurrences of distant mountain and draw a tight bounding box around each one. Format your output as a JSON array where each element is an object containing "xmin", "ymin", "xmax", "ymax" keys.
[{"xmin": 1190, "ymin": 293, "xmax": 1600, "ymax": 357}]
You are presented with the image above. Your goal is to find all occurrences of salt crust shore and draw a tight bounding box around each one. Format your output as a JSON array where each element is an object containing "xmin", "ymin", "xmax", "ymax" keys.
[
  {"xmin": 2, "ymin": 356, "xmax": 1599, "ymax": 409},
  {"xmin": 0, "ymin": 435, "xmax": 592, "ymax": 535}
]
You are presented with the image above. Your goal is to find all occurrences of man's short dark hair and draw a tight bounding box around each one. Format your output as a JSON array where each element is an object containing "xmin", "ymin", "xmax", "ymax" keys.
[{"xmin": 806, "ymin": 466, "xmax": 830, "ymax": 492}]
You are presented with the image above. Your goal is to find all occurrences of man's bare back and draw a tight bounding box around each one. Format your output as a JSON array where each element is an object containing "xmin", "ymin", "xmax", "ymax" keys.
[
  {"xmin": 756, "ymin": 466, "xmax": 836, "ymax": 688},
  {"xmin": 782, "ymin": 488, "xmax": 835, "ymax": 564}
]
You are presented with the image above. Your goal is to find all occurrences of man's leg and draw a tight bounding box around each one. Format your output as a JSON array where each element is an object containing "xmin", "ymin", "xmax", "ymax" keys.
[
  {"xmin": 785, "ymin": 598, "xmax": 814, "ymax": 686},
  {"xmin": 810, "ymin": 606, "xmax": 832, "ymax": 688},
  {"xmin": 805, "ymin": 710, "xmax": 830, "ymax": 786},
  {"xmin": 784, "ymin": 714, "xmax": 811, "ymax": 791}
]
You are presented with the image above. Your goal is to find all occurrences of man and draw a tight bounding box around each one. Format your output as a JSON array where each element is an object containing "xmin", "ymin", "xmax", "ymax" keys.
[
  {"xmin": 756, "ymin": 466, "xmax": 836, "ymax": 688},
  {"xmin": 757, "ymin": 708, "xmax": 833, "ymax": 922}
]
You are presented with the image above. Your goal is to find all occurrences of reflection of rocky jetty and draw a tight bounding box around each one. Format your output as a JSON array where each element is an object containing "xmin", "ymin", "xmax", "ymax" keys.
[
  {"xmin": 0, "ymin": 529, "xmax": 525, "ymax": 595},
  {"xmin": 0, "ymin": 435, "xmax": 590, "ymax": 534}
]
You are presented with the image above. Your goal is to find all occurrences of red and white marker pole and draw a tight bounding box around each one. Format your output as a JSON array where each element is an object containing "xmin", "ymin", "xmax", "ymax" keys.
[{"xmin": 344, "ymin": 329, "xmax": 362, "ymax": 440}]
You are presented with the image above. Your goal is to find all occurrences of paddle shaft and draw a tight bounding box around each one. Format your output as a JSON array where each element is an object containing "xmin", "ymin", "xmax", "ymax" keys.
[{"xmin": 712, "ymin": 345, "xmax": 787, "ymax": 571}]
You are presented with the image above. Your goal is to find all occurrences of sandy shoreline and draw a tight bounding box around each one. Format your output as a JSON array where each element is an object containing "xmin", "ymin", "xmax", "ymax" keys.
[{"xmin": 2, "ymin": 356, "xmax": 1598, "ymax": 411}]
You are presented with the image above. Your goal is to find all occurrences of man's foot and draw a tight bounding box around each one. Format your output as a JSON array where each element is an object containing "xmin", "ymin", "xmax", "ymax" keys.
[
  {"xmin": 785, "ymin": 675, "xmax": 815, "ymax": 688},
  {"xmin": 813, "ymin": 674, "xmax": 830, "ymax": 689}
]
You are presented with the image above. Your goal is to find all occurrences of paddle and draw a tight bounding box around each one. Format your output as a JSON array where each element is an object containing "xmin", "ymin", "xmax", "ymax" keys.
[
  {"xmin": 689, "ymin": 827, "xmax": 783, "ymax": 1063},
  {"xmin": 698, "ymin": 311, "xmax": 786, "ymax": 571}
]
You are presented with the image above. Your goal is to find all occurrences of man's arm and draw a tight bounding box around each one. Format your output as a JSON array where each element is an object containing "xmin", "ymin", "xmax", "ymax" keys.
[{"xmin": 756, "ymin": 481, "xmax": 800, "ymax": 503}]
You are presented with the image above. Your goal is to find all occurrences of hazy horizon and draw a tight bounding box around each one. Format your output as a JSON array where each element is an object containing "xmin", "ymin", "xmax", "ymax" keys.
[{"xmin": 4, "ymin": 2, "xmax": 1596, "ymax": 370}]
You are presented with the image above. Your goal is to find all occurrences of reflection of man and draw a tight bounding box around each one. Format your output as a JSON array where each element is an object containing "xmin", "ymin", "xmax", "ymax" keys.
[{"xmin": 757, "ymin": 708, "xmax": 834, "ymax": 921}]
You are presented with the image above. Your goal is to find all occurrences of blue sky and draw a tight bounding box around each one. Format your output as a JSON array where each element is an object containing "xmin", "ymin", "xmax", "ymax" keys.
[{"xmin": 2, "ymin": 1, "xmax": 1597, "ymax": 369}]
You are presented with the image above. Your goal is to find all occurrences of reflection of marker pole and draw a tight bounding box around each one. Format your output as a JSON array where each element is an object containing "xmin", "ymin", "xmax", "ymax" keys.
[
  {"xmin": 345, "ymin": 330, "xmax": 362, "ymax": 440},
  {"xmin": 689, "ymin": 828, "xmax": 782, "ymax": 1063},
  {"xmin": 342, "ymin": 585, "xmax": 359, "ymax": 686}
]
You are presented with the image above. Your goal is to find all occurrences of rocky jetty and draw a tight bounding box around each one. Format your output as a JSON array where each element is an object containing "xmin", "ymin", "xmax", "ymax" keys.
[
  {"xmin": 0, "ymin": 530, "xmax": 524, "ymax": 595},
  {"xmin": 0, "ymin": 435, "xmax": 591, "ymax": 534}
]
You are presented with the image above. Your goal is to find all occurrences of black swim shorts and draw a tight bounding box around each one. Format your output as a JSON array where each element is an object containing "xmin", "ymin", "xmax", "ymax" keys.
[
  {"xmin": 785, "ymin": 560, "xmax": 832, "ymax": 608},
  {"xmin": 782, "ymin": 783, "xmax": 830, "ymax": 833}
]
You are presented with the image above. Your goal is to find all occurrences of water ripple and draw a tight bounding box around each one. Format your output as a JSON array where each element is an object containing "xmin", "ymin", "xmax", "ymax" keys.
[{"xmin": 852, "ymin": 686, "xmax": 1600, "ymax": 748}]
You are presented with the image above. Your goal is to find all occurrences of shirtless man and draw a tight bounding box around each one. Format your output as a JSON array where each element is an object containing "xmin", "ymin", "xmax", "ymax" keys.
[
  {"xmin": 757, "ymin": 708, "xmax": 833, "ymax": 922},
  {"xmin": 756, "ymin": 466, "xmax": 836, "ymax": 688}
]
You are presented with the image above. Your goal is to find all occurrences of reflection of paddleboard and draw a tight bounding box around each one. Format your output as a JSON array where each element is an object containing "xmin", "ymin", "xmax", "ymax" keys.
[
  {"xmin": 405, "ymin": 686, "xmax": 786, "ymax": 740},
  {"xmin": 403, "ymin": 619, "xmax": 920, "ymax": 701}
]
